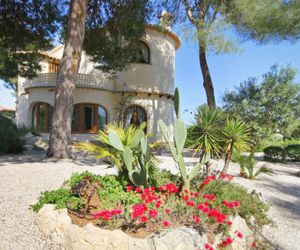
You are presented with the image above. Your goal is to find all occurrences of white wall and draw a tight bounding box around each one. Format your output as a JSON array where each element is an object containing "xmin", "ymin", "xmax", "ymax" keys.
[{"xmin": 16, "ymin": 26, "xmax": 178, "ymax": 141}]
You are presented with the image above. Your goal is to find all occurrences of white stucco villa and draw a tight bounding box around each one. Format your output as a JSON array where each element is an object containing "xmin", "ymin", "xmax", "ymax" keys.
[{"xmin": 16, "ymin": 19, "xmax": 180, "ymax": 141}]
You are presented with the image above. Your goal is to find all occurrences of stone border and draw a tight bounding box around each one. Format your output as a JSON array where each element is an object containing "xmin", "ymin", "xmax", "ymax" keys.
[{"xmin": 37, "ymin": 205, "xmax": 207, "ymax": 250}]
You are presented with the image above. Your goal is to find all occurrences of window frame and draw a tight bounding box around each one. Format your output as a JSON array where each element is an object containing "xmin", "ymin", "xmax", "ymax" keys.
[
  {"xmin": 123, "ymin": 105, "xmax": 147, "ymax": 132},
  {"xmin": 72, "ymin": 103, "xmax": 108, "ymax": 134},
  {"xmin": 32, "ymin": 102, "xmax": 52, "ymax": 132},
  {"xmin": 130, "ymin": 41, "xmax": 151, "ymax": 64}
]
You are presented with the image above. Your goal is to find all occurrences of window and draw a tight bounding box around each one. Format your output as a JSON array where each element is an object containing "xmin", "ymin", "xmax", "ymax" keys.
[
  {"xmin": 130, "ymin": 41, "xmax": 150, "ymax": 64},
  {"xmin": 72, "ymin": 103, "xmax": 107, "ymax": 133},
  {"xmin": 32, "ymin": 102, "xmax": 53, "ymax": 131},
  {"xmin": 123, "ymin": 106, "xmax": 147, "ymax": 131},
  {"xmin": 48, "ymin": 59, "xmax": 60, "ymax": 72}
]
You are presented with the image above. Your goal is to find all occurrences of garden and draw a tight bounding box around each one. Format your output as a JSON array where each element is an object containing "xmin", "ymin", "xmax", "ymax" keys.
[{"xmin": 31, "ymin": 90, "xmax": 273, "ymax": 249}]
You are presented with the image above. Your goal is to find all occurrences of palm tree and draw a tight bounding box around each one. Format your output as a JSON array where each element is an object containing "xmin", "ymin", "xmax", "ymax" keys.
[
  {"xmin": 76, "ymin": 123, "xmax": 157, "ymax": 186},
  {"xmin": 221, "ymin": 119, "xmax": 252, "ymax": 173}
]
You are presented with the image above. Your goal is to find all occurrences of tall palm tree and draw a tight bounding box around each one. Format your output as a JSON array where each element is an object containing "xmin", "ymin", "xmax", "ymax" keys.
[{"xmin": 221, "ymin": 119, "xmax": 251, "ymax": 173}]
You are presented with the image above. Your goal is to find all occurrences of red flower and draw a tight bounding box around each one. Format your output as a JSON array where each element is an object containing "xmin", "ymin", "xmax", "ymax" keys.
[
  {"xmin": 236, "ymin": 232, "xmax": 243, "ymax": 239},
  {"xmin": 199, "ymin": 176, "xmax": 216, "ymax": 189},
  {"xmin": 132, "ymin": 204, "xmax": 147, "ymax": 218},
  {"xmin": 155, "ymin": 200, "xmax": 162, "ymax": 208},
  {"xmin": 204, "ymin": 243, "xmax": 214, "ymax": 250},
  {"xmin": 182, "ymin": 195, "xmax": 189, "ymax": 201},
  {"xmin": 220, "ymin": 172, "xmax": 234, "ymax": 180},
  {"xmin": 193, "ymin": 192, "xmax": 199, "ymax": 197},
  {"xmin": 135, "ymin": 187, "xmax": 142, "ymax": 193},
  {"xmin": 193, "ymin": 216, "xmax": 201, "ymax": 223},
  {"xmin": 158, "ymin": 186, "xmax": 164, "ymax": 191},
  {"xmin": 165, "ymin": 209, "xmax": 170, "ymax": 214},
  {"xmin": 140, "ymin": 215, "xmax": 147, "ymax": 223},
  {"xmin": 111, "ymin": 209, "xmax": 122, "ymax": 215},
  {"xmin": 203, "ymin": 194, "xmax": 216, "ymax": 201},
  {"xmin": 163, "ymin": 220, "xmax": 170, "ymax": 227},
  {"xmin": 251, "ymin": 242, "xmax": 257, "ymax": 248},
  {"xmin": 126, "ymin": 185, "xmax": 133, "ymax": 191},
  {"xmin": 223, "ymin": 200, "xmax": 240, "ymax": 209},
  {"xmin": 165, "ymin": 183, "xmax": 179, "ymax": 193},
  {"xmin": 186, "ymin": 200, "xmax": 195, "ymax": 207},
  {"xmin": 220, "ymin": 237, "xmax": 233, "ymax": 247},
  {"xmin": 226, "ymin": 220, "xmax": 233, "ymax": 226},
  {"xmin": 149, "ymin": 209, "xmax": 158, "ymax": 218}
]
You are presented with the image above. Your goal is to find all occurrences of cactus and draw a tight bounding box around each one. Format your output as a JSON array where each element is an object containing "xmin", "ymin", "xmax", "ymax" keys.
[
  {"xmin": 174, "ymin": 87, "xmax": 180, "ymax": 119},
  {"xmin": 158, "ymin": 88, "xmax": 202, "ymax": 190}
]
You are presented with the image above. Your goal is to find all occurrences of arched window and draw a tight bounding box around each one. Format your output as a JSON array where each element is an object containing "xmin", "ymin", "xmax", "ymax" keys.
[
  {"xmin": 72, "ymin": 103, "xmax": 107, "ymax": 133},
  {"xmin": 130, "ymin": 41, "xmax": 150, "ymax": 64},
  {"xmin": 123, "ymin": 105, "xmax": 147, "ymax": 131},
  {"xmin": 32, "ymin": 102, "xmax": 53, "ymax": 131}
]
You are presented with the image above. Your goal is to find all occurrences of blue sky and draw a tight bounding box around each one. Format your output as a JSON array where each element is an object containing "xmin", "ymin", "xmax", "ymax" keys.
[
  {"xmin": 1, "ymin": 32, "xmax": 300, "ymax": 124},
  {"xmin": 175, "ymin": 38, "xmax": 300, "ymax": 124}
]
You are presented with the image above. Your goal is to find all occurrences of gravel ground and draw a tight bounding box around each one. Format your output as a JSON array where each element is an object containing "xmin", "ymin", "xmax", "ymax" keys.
[{"xmin": 0, "ymin": 150, "xmax": 299, "ymax": 250}]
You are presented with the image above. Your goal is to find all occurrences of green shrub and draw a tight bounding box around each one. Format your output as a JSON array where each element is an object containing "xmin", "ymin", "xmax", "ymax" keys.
[
  {"xmin": 31, "ymin": 188, "xmax": 82, "ymax": 212},
  {"xmin": 0, "ymin": 113, "xmax": 27, "ymax": 154},
  {"xmin": 263, "ymin": 146, "xmax": 286, "ymax": 162},
  {"xmin": 69, "ymin": 171, "xmax": 140, "ymax": 209},
  {"xmin": 291, "ymin": 127, "xmax": 300, "ymax": 139},
  {"xmin": 202, "ymin": 180, "xmax": 271, "ymax": 228},
  {"xmin": 285, "ymin": 144, "xmax": 300, "ymax": 161}
]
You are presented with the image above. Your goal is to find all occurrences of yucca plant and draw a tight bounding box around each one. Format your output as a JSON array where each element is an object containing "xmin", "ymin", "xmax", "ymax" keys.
[
  {"xmin": 234, "ymin": 151, "xmax": 273, "ymax": 179},
  {"xmin": 76, "ymin": 123, "xmax": 157, "ymax": 187},
  {"xmin": 221, "ymin": 119, "xmax": 252, "ymax": 173},
  {"xmin": 190, "ymin": 105, "xmax": 225, "ymax": 173}
]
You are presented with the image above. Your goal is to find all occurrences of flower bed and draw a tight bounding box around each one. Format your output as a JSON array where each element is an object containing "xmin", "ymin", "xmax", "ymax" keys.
[{"xmin": 33, "ymin": 171, "xmax": 270, "ymax": 249}]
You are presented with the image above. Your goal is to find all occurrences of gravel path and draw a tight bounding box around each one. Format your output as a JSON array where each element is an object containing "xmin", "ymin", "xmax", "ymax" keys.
[{"xmin": 0, "ymin": 151, "xmax": 299, "ymax": 250}]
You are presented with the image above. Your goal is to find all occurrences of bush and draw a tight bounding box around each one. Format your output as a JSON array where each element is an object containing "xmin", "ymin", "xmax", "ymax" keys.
[
  {"xmin": 285, "ymin": 144, "xmax": 300, "ymax": 161},
  {"xmin": 291, "ymin": 127, "xmax": 300, "ymax": 139},
  {"xmin": 263, "ymin": 146, "xmax": 286, "ymax": 162},
  {"xmin": 31, "ymin": 188, "xmax": 82, "ymax": 212},
  {"xmin": 202, "ymin": 180, "xmax": 271, "ymax": 228},
  {"xmin": 0, "ymin": 113, "xmax": 27, "ymax": 154}
]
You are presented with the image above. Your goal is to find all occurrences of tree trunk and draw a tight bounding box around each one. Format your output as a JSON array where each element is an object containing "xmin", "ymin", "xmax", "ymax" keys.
[
  {"xmin": 222, "ymin": 151, "xmax": 232, "ymax": 174},
  {"xmin": 198, "ymin": 42, "xmax": 216, "ymax": 109},
  {"xmin": 47, "ymin": 0, "xmax": 88, "ymax": 159}
]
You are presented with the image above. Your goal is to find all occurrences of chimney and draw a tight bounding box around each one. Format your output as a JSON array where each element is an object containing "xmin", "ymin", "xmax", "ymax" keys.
[{"xmin": 159, "ymin": 11, "xmax": 173, "ymax": 31}]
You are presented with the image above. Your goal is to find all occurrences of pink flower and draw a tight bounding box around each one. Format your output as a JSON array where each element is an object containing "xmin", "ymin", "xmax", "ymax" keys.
[
  {"xmin": 135, "ymin": 187, "xmax": 142, "ymax": 193},
  {"xmin": 165, "ymin": 209, "xmax": 170, "ymax": 214},
  {"xmin": 163, "ymin": 220, "xmax": 170, "ymax": 227},
  {"xmin": 126, "ymin": 185, "xmax": 133, "ymax": 191}
]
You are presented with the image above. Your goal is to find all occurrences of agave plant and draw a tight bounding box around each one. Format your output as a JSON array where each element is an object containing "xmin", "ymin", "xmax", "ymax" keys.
[
  {"xmin": 76, "ymin": 123, "xmax": 157, "ymax": 187},
  {"xmin": 221, "ymin": 119, "xmax": 252, "ymax": 173}
]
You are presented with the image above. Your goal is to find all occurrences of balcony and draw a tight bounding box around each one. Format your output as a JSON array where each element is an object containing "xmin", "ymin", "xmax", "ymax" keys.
[{"xmin": 24, "ymin": 73, "xmax": 114, "ymax": 91}]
